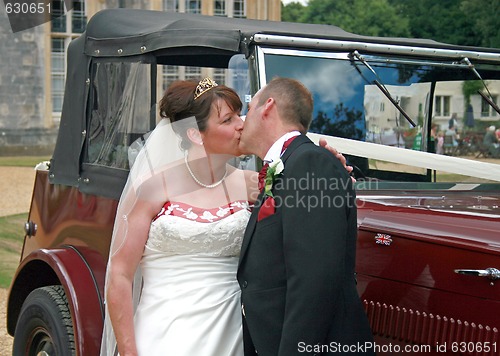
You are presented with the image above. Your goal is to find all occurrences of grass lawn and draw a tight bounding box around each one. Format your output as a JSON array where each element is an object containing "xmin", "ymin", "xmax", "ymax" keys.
[
  {"xmin": 0, "ymin": 156, "xmax": 50, "ymax": 167},
  {"xmin": 0, "ymin": 214, "xmax": 25, "ymax": 289},
  {"xmin": 0, "ymin": 157, "xmax": 48, "ymax": 289}
]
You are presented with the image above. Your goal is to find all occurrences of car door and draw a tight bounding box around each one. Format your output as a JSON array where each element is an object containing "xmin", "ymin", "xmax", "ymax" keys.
[{"xmin": 356, "ymin": 193, "xmax": 500, "ymax": 354}]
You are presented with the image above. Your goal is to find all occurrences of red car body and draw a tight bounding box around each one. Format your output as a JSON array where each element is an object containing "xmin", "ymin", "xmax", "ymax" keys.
[{"xmin": 356, "ymin": 194, "xmax": 500, "ymax": 353}]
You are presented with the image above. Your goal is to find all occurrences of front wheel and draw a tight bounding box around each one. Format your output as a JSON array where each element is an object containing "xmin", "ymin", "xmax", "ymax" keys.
[{"xmin": 13, "ymin": 285, "xmax": 75, "ymax": 356}]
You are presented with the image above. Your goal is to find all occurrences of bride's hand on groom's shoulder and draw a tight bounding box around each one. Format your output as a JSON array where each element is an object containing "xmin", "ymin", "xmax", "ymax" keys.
[{"xmin": 318, "ymin": 138, "xmax": 356, "ymax": 182}]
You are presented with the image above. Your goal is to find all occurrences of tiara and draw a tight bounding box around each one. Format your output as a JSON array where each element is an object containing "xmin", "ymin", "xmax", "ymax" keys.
[{"xmin": 194, "ymin": 77, "xmax": 218, "ymax": 100}]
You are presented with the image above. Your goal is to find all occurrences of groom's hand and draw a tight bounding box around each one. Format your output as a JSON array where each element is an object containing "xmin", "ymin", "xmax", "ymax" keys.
[{"xmin": 318, "ymin": 138, "xmax": 356, "ymax": 182}]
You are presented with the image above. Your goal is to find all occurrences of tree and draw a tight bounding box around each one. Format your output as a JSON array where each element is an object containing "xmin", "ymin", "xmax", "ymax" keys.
[
  {"xmin": 282, "ymin": 0, "xmax": 499, "ymax": 49},
  {"xmin": 462, "ymin": 81, "xmax": 484, "ymax": 106},
  {"xmin": 391, "ymin": 0, "xmax": 499, "ymax": 48},
  {"xmin": 460, "ymin": 0, "xmax": 500, "ymax": 48},
  {"xmin": 281, "ymin": 2, "xmax": 305, "ymax": 23},
  {"xmin": 309, "ymin": 103, "xmax": 364, "ymax": 141},
  {"xmin": 293, "ymin": 0, "xmax": 410, "ymax": 38},
  {"xmin": 390, "ymin": 0, "xmax": 478, "ymax": 46},
  {"xmin": 309, "ymin": 104, "xmax": 366, "ymax": 175}
]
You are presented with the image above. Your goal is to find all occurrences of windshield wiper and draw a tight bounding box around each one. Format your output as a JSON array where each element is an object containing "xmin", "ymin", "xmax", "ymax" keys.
[
  {"xmin": 350, "ymin": 50, "xmax": 416, "ymax": 127},
  {"xmin": 372, "ymin": 80, "xmax": 416, "ymax": 127},
  {"xmin": 462, "ymin": 57, "xmax": 500, "ymax": 115}
]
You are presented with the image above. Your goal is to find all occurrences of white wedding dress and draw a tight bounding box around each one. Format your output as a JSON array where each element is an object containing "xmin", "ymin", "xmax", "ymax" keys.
[{"xmin": 133, "ymin": 200, "xmax": 251, "ymax": 355}]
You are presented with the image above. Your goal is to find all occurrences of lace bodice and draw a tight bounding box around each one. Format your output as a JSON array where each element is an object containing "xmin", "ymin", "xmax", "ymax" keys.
[{"xmin": 146, "ymin": 201, "xmax": 251, "ymax": 257}]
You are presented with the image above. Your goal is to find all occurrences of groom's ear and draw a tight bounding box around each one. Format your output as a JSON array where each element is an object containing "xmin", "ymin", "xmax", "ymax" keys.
[
  {"xmin": 186, "ymin": 127, "xmax": 203, "ymax": 146},
  {"xmin": 262, "ymin": 98, "xmax": 275, "ymax": 119}
]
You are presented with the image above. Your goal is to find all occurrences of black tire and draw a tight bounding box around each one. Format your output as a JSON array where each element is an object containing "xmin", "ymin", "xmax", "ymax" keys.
[{"xmin": 13, "ymin": 285, "xmax": 75, "ymax": 356}]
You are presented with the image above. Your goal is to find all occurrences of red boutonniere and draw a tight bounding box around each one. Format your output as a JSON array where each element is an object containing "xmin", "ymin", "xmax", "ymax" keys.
[{"xmin": 258, "ymin": 159, "xmax": 284, "ymax": 221}]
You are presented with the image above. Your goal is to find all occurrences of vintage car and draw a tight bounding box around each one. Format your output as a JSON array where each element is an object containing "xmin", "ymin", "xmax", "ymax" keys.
[{"xmin": 6, "ymin": 8, "xmax": 500, "ymax": 355}]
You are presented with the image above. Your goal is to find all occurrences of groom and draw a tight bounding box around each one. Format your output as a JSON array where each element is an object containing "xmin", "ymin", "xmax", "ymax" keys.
[{"xmin": 237, "ymin": 77, "xmax": 374, "ymax": 355}]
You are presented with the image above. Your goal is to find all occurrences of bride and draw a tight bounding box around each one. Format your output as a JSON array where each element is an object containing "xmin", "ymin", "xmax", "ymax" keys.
[{"xmin": 100, "ymin": 78, "xmax": 350, "ymax": 355}]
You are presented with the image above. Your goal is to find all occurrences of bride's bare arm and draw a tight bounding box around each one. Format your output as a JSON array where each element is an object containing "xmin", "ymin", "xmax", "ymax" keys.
[{"xmin": 106, "ymin": 179, "xmax": 164, "ymax": 356}]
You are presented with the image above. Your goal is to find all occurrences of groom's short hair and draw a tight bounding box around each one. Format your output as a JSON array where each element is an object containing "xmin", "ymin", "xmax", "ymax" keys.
[{"xmin": 258, "ymin": 77, "xmax": 313, "ymax": 134}]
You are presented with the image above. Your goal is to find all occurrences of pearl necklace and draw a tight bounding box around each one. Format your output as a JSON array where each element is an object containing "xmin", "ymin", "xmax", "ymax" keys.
[{"xmin": 184, "ymin": 154, "xmax": 227, "ymax": 189}]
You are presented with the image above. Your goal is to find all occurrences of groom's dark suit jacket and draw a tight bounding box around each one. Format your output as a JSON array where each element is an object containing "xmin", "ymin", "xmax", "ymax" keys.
[{"xmin": 237, "ymin": 134, "xmax": 374, "ymax": 355}]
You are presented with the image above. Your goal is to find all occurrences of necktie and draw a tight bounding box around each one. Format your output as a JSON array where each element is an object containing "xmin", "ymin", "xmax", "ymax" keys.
[
  {"xmin": 281, "ymin": 136, "xmax": 296, "ymax": 155},
  {"xmin": 257, "ymin": 136, "xmax": 297, "ymax": 221},
  {"xmin": 258, "ymin": 136, "xmax": 297, "ymax": 193},
  {"xmin": 258, "ymin": 162, "xmax": 269, "ymax": 192}
]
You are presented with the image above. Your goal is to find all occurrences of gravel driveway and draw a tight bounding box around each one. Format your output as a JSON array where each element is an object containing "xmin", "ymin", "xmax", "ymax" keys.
[
  {"xmin": 1, "ymin": 166, "xmax": 35, "ymax": 354},
  {"xmin": 0, "ymin": 166, "xmax": 36, "ymax": 217}
]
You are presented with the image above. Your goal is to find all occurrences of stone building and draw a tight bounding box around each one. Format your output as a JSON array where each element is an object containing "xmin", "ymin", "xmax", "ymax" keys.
[{"xmin": 0, "ymin": 0, "xmax": 281, "ymax": 155}]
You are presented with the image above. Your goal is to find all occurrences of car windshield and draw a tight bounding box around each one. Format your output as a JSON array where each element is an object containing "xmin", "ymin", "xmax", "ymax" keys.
[{"xmin": 260, "ymin": 48, "xmax": 500, "ymax": 187}]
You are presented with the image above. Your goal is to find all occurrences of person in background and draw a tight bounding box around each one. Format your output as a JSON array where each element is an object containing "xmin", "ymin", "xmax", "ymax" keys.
[
  {"xmin": 448, "ymin": 113, "xmax": 459, "ymax": 133},
  {"xmin": 445, "ymin": 123, "xmax": 459, "ymax": 150},
  {"xmin": 429, "ymin": 123, "xmax": 439, "ymax": 153},
  {"xmin": 483, "ymin": 125, "xmax": 500, "ymax": 158},
  {"xmin": 436, "ymin": 131, "xmax": 445, "ymax": 155}
]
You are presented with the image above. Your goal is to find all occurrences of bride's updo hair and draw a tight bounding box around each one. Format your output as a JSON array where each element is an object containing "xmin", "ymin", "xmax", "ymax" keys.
[{"xmin": 159, "ymin": 79, "xmax": 242, "ymax": 150}]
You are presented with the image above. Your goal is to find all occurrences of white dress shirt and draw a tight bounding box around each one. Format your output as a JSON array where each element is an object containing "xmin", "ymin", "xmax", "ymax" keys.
[{"xmin": 263, "ymin": 131, "xmax": 300, "ymax": 164}]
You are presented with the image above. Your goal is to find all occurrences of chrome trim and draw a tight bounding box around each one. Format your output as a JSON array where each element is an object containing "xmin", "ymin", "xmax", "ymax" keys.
[
  {"xmin": 255, "ymin": 46, "xmax": 267, "ymax": 88},
  {"xmin": 454, "ymin": 268, "xmax": 500, "ymax": 280},
  {"xmin": 364, "ymin": 300, "xmax": 499, "ymax": 348},
  {"xmin": 260, "ymin": 47, "xmax": 349, "ymax": 60},
  {"xmin": 253, "ymin": 34, "xmax": 500, "ymax": 62},
  {"xmin": 24, "ymin": 221, "xmax": 37, "ymax": 237}
]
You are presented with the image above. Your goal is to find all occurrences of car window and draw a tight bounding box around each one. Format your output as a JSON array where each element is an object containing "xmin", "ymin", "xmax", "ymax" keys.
[
  {"xmin": 87, "ymin": 61, "xmax": 152, "ymax": 170},
  {"xmin": 260, "ymin": 48, "xmax": 500, "ymax": 187}
]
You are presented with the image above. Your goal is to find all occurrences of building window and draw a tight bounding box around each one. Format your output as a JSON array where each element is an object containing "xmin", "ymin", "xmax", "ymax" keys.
[
  {"xmin": 434, "ymin": 96, "xmax": 450, "ymax": 117},
  {"xmin": 72, "ymin": 0, "xmax": 86, "ymax": 33},
  {"xmin": 51, "ymin": 38, "xmax": 65, "ymax": 113},
  {"xmin": 161, "ymin": 66, "xmax": 205, "ymax": 93},
  {"xmin": 213, "ymin": 68, "xmax": 226, "ymax": 85},
  {"xmin": 186, "ymin": 0, "xmax": 201, "ymax": 13},
  {"xmin": 162, "ymin": 65, "xmax": 180, "ymax": 92},
  {"xmin": 50, "ymin": 0, "xmax": 86, "ymax": 120},
  {"xmin": 164, "ymin": 0, "xmax": 179, "ymax": 12},
  {"xmin": 481, "ymin": 95, "xmax": 498, "ymax": 117},
  {"xmin": 185, "ymin": 66, "xmax": 202, "ymax": 80},
  {"xmin": 233, "ymin": 0, "xmax": 245, "ymax": 18},
  {"xmin": 214, "ymin": 0, "xmax": 226, "ymax": 16},
  {"xmin": 51, "ymin": 0, "xmax": 66, "ymax": 32},
  {"xmin": 379, "ymin": 102, "xmax": 385, "ymax": 112}
]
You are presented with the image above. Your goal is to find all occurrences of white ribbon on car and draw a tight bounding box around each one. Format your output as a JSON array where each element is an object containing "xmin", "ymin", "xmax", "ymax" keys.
[{"xmin": 307, "ymin": 133, "xmax": 500, "ymax": 183}]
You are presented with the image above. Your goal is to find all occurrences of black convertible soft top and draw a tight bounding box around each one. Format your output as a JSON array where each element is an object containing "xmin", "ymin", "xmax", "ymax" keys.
[
  {"xmin": 49, "ymin": 9, "xmax": 500, "ymax": 197},
  {"xmin": 83, "ymin": 8, "xmax": 458, "ymax": 57}
]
